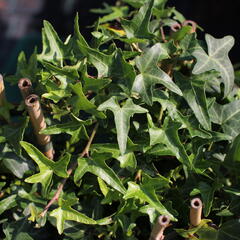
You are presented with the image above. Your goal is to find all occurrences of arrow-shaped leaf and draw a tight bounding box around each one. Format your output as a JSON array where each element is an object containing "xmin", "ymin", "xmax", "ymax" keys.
[
  {"xmin": 50, "ymin": 199, "xmax": 96, "ymax": 235},
  {"xmin": 20, "ymin": 141, "xmax": 71, "ymax": 195},
  {"xmin": 98, "ymin": 97, "xmax": 148, "ymax": 154},
  {"xmin": 192, "ymin": 34, "xmax": 234, "ymax": 98}
]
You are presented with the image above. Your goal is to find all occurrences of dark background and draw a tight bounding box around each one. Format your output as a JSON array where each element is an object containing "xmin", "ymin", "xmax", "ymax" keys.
[
  {"xmin": 41, "ymin": 0, "xmax": 240, "ymax": 61},
  {"xmin": 0, "ymin": 0, "xmax": 240, "ymax": 75}
]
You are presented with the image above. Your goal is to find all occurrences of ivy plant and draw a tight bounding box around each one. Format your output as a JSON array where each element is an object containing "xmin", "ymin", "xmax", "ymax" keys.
[{"xmin": 0, "ymin": 0, "xmax": 240, "ymax": 239}]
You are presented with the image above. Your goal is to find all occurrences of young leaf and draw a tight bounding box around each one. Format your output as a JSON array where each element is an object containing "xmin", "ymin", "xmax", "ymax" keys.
[
  {"xmin": 98, "ymin": 97, "xmax": 148, "ymax": 155},
  {"xmin": 132, "ymin": 43, "xmax": 182, "ymax": 105},
  {"xmin": 121, "ymin": 0, "xmax": 154, "ymax": 39},
  {"xmin": 192, "ymin": 34, "xmax": 235, "ymax": 98},
  {"xmin": 50, "ymin": 199, "xmax": 96, "ymax": 235},
  {"xmin": 20, "ymin": 141, "xmax": 70, "ymax": 178}
]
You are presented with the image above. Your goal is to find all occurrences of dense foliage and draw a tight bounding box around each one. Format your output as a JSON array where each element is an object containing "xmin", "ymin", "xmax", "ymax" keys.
[{"xmin": 0, "ymin": 0, "xmax": 240, "ymax": 239}]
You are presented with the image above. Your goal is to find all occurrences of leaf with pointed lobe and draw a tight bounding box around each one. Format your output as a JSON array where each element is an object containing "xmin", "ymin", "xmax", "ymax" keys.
[
  {"xmin": 192, "ymin": 34, "xmax": 235, "ymax": 98},
  {"xmin": 98, "ymin": 97, "xmax": 148, "ymax": 155},
  {"xmin": 38, "ymin": 21, "xmax": 65, "ymax": 67},
  {"xmin": 50, "ymin": 199, "xmax": 96, "ymax": 235}
]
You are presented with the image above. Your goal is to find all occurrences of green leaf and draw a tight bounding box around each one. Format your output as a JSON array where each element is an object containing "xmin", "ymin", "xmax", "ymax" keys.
[
  {"xmin": 0, "ymin": 143, "xmax": 33, "ymax": 178},
  {"xmin": 91, "ymin": 143, "xmax": 136, "ymax": 170},
  {"xmin": 132, "ymin": 43, "xmax": 182, "ymax": 105},
  {"xmin": 197, "ymin": 182, "xmax": 218, "ymax": 217},
  {"xmin": 94, "ymin": 6, "xmax": 128, "ymax": 24},
  {"xmin": 0, "ymin": 194, "xmax": 17, "ymax": 215},
  {"xmin": 74, "ymin": 151, "xmax": 126, "ymax": 194},
  {"xmin": 175, "ymin": 219, "xmax": 212, "ymax": 238},
  {"xmin": 195, "ymin": 219, "xmax": 240, "ymax": 240},
  {"xmin": 21, "ymin": 141, "xmax": 70, "ymax": 178},
  {"xmin": 117, "ymin": 152, "xmax": 137, "ymax": 170},
  {"xmin": 98, "ymin": 97, "xmax": 148, "ymax": 155},
  {"xmin": 50, "ymin": 199, "xmax": 96, "ymax": 235},
  {"xmin": 91, "ymin": 143, "xmax": 120, "ymax": 159},
  {"xmin": 171, "ymin": 26, "xmax": 192, "ymax": 41},
  {"xmin": 225, "ymin": 133, "xmax": 240, "ymax": 162},
  {"xmin": 148, "ymin": 115, "xmax": 192, "ymax": 168},
  {"xmin": 83, "ymin": 66, "xmax": 112, "ymax": 93},
  {"xmin": 179, "ymin": 33, "xmax": 202, "ymax": 59},
  {"xmin": 175, "ymin": 72, "xmax": 211, "ymax": 130},
  {"xmin": 20, "ymin": 141, "xmax": 70, "ymax": 195},
  {"xmin": 42, "ymin": 61, "xmax": 79, "ymax": 83},
  {"xmin": 41, "ymin": 114, "xmax": 91, "ymax": 138},
  {"xmin": 209, "ymin": 100, "xmax": 240, "ymax": 137},
  {"xmin": 2, "ymin": 152, "xmax": 33, "ymax": 179},
  {"xmin": 74, "ymin": 13, "xmax": 89, "ymax": 48},
  {"xmin": 97, "ymin": 177, "xmax": 109, "ymax": 197},
  {"xmin": 50, "ymin": 104, "xmax": 69, "ymax": 121},
  {"xmin": 110, "ymin": 49, "xmax": 136, "ymax": 91},
  {"xmin": 124, "ymin": 181, "xmax": 176, "ymax": 221},
  {"xmin": 153, "ymin": 90, "xmax": 212, "ymax": 139},
  {"xmin": 70, "ymin": 82, "xmax": 106, "ymax": 119},
  {"xmin": 6, "ymin": 49, "xmax": 39, "ymax": 83},
  {"xmin": 42, "ymin": 90, "xmax": 72, "ymax": 103},
  {"xmin": 76, "ymin": 42, "xmax": 113, "ymax": 78},
  {"xmin": 121, "ymin": 0, "xmax": 154, "ymax": 39},
  {"xmin": 3, "ymin": 218, "xmax": 35, "ymax": 240},
  {"xmin": 192, "ymin": 34, "xmax": 235, "ymax": 98},
  {"xmin": 38, "ymin": 20, "xmax": 65, "ymax": 67}
]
